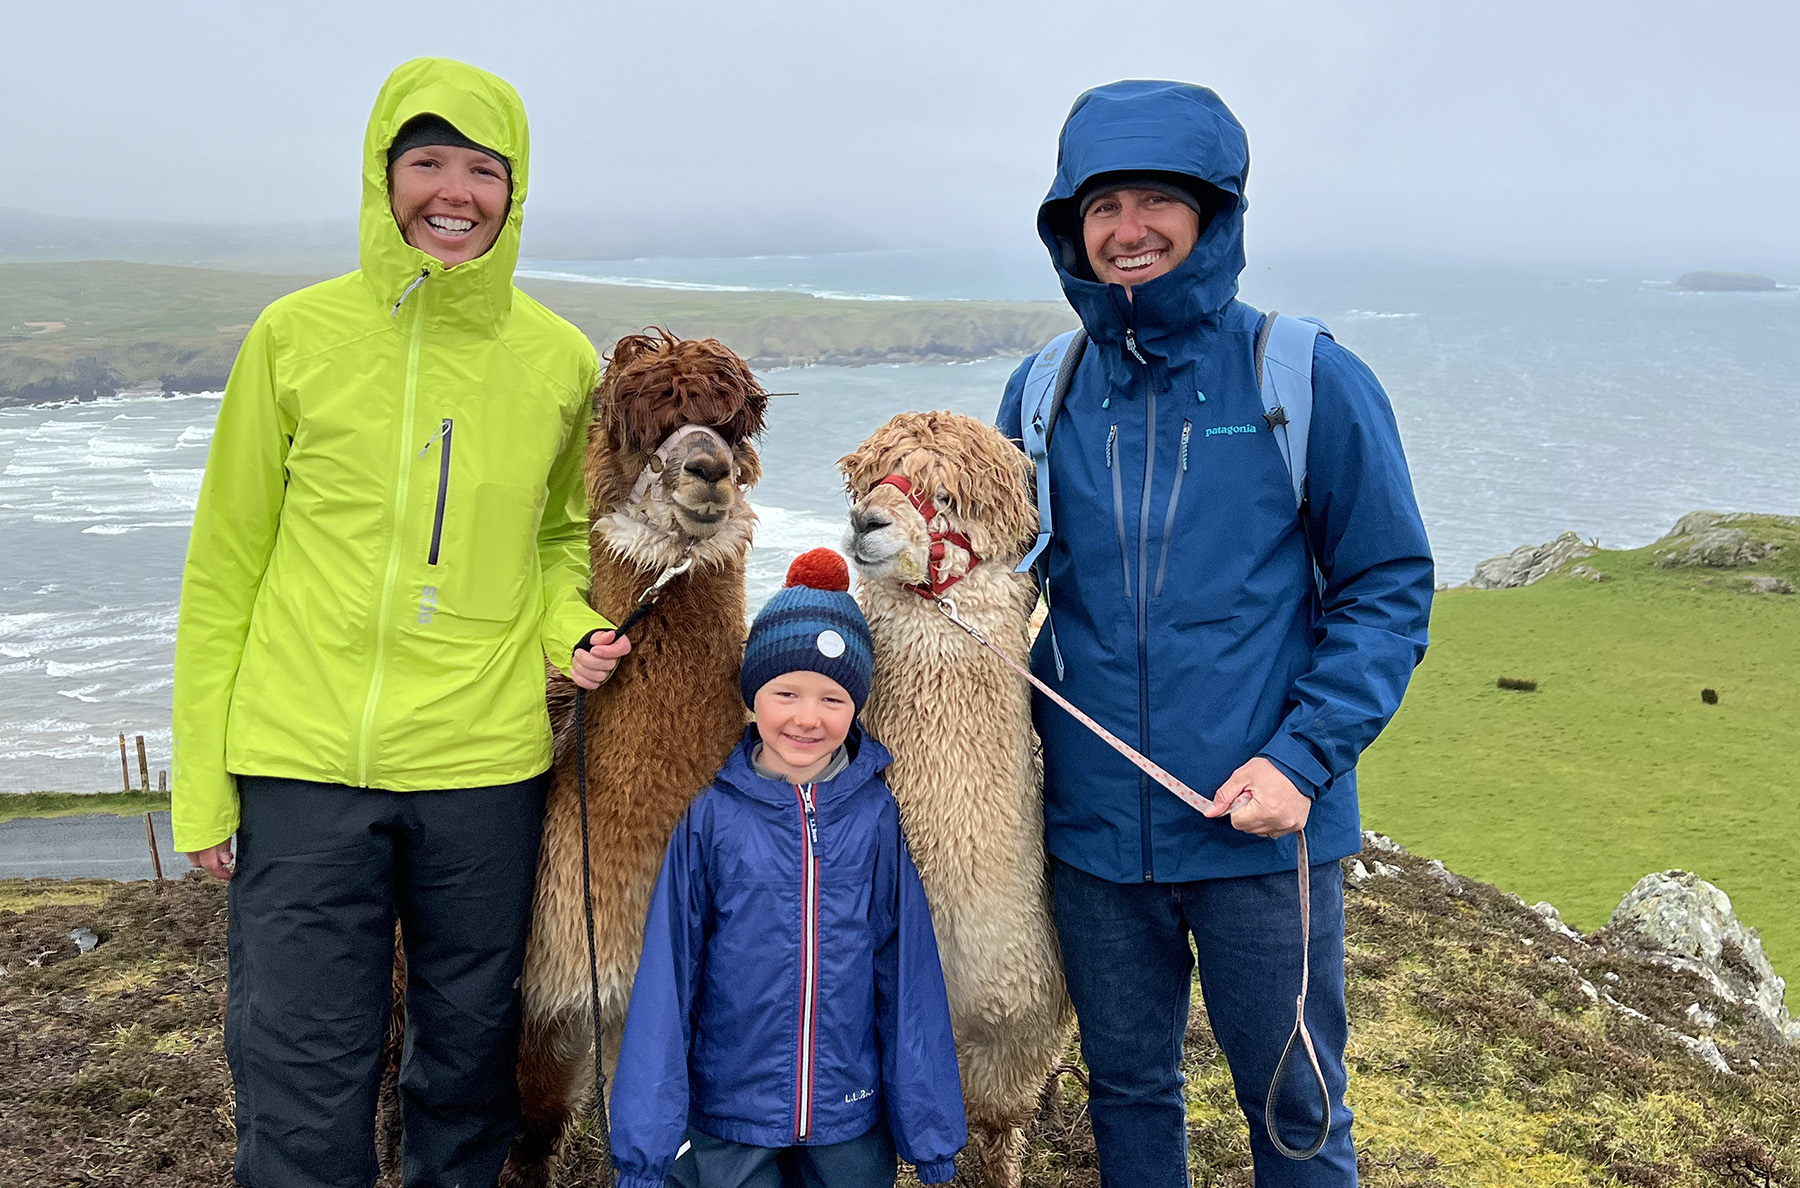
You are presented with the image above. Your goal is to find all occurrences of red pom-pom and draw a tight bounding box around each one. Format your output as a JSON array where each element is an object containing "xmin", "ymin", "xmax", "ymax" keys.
[{"xmin": 785, "ymin": 548, "xmax": 850, "ymax": 592}]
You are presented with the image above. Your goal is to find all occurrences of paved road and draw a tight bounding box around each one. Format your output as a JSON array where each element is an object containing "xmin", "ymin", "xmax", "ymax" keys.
[{"xmin": 0, "ymin": 811, "xmax": 179, "ymax": 880}]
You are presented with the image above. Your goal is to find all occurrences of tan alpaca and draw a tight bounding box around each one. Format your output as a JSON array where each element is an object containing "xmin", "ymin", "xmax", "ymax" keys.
[
  {"xmin": 503, "ymin": 332, "xmax": 768, "ymax": 1187},
  {"xmin": 839, "ymin": 411, "xmax": 1074, "ymax": 1188}
]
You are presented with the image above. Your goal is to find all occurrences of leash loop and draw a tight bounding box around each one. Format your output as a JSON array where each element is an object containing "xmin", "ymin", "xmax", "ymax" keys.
[
  {"xmin": 928, "ymin": 596, "xmax": 1331, "ymax": 1160},
  {"xmin": 1264, "ymin": 830, "xmax": 1331, "ymax": 1160}
]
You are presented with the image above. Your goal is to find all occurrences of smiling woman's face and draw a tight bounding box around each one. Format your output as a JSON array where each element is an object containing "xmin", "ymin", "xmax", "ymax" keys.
[{"xmin": 388, "ymin": 144, "xmax": 510, "ymax": 268}]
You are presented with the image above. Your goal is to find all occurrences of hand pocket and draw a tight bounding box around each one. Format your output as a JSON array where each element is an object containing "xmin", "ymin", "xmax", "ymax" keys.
[{"xmin": 449, "ymin": 481, "xmax": 540, "ymax": 622}]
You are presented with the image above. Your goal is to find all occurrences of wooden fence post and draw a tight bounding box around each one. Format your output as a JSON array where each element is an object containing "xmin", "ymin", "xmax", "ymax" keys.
[
  {"xmin": 136, "ymin": 735, "xmax": 151, "ymax": 793},
  {"xmin": 144, "ymin": 812, "xmax": 164, "ymax": 881},
  {"xmin": 119, "ymin": 734, "xmax": 131, "ymax": 792},
  {"xmin": 159, "ymin": 770, "xmax": 168, "ymax": 794}
]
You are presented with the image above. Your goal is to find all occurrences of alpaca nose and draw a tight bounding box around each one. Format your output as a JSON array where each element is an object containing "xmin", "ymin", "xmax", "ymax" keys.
[
  {"xmin": 683, "ymin": 454, "xmax": 731, "ymax": 483},
  {"xmin": 851, "ymin": 508, "xmax": 892, "ymax": 536}
]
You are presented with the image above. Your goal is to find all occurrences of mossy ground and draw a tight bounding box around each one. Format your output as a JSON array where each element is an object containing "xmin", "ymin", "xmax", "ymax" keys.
[
  {"xmin": 1359, "ymin": 516, "xmax": 1800, "ymax": 1010},
  {"xmin": 6, "ymin": 851, "xmax": 1796, "ymax": 1188}
]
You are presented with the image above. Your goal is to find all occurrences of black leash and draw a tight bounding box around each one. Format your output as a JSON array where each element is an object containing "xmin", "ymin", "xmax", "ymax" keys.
[{"xmin": 569, "ymin": 558, "xmax": 692, "ymax": 1182}]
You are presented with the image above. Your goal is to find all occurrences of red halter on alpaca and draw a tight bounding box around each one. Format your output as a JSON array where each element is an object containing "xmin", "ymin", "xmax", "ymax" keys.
[{"xmin": 874, "ymin": 473, "xmax": 981, "ymax": 599}]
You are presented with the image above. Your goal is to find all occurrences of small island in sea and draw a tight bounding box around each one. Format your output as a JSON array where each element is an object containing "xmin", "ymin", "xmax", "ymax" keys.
[{"xmin": 1675, "ymin": 270, "xmax": 1780, "ymax": 292}]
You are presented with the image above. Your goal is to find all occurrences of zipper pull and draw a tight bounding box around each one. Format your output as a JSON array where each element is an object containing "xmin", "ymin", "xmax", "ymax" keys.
[
  {"xmin": 391, "ymin": 266, "xmax": 430, "ymax": 317},
  {"xmin": 1124, "ymin": 328, "xmax": 1148, "ymax": 365},
  {"xmin": 799, "ymin": 784, "xmax": 819, "ymax": 845},
  {"xmin": 1180, "ymin": 421, "xmax": 1192, "ymax": 471},
  {"xmin": 1106, "ymin": 424, "xmax": 1117, "ymax": 469},
  {"xmin": 418, "ymin": 417, "xmax": 452, "ymax": 457}
]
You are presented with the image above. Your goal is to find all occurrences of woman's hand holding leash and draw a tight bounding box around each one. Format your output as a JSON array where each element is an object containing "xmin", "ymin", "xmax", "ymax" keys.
[
  {"xmin": 572, "ymin": 629, "xmax": 633, "ymax": 689},
  {"xmin": 1201, "ymin": 757, "xmax": 1311, "ymax": 839}
]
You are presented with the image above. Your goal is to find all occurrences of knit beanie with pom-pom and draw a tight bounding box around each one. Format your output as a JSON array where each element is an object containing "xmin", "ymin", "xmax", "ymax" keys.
[{"xmin": 741, "ymin": 548, "xmax": 874, "ymax": 713}]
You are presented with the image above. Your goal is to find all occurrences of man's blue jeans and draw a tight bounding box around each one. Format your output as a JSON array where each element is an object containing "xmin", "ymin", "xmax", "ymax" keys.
[{"xmin": 1052, "ymin": 856, "xmax": 1357, "ymax": 1187}]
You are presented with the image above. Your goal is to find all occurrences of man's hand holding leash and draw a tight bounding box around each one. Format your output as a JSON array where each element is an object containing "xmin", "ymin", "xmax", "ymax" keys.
[{"xmin": 1202, "ymin": 757, "xmax": 1312, "ymax": 839}]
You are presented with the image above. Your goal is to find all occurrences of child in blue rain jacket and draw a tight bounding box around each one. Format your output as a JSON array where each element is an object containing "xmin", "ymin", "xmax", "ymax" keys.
[{"xmin": 611, "ymin": 548, "xmax": 966, "ymax": 1188}]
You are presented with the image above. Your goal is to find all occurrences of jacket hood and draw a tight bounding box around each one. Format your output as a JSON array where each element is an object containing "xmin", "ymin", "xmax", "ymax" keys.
[
  {"xmin": 715, "ymin": 725, "xmax": 892, "ymax": 807},
  {"xmin": 1038, "ymin": 80, "xmax": 1250, "ymax": 345},
  {"xmin": 360, "ymin": 57, "xmax": 529, "ymax": 331}
]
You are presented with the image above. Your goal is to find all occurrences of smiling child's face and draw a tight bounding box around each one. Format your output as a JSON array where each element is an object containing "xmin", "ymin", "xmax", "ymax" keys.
[{"xmin": 752, "ymin": 670, "xmax": 855, "ymax": 782}]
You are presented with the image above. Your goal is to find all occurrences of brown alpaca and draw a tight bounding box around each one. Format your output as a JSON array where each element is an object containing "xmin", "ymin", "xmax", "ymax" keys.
[
  {"xmin": 839, "ymin": 411, "xmax": 1074, "ymax": 1188},
  {"xmin": 503, "ymin": 331, "xmax": 768, "ymax": 1186}
]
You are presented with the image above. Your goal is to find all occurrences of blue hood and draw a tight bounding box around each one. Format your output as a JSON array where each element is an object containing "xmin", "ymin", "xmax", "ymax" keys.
[{"xmin": 1038, "ymin": 80, "xmax": 1250, "ymax": 344}]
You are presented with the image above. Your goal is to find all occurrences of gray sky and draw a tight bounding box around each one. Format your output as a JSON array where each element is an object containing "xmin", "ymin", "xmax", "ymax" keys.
[{"xmin": 7, "ymin": 0, "xmax": 1797, "ymax": 268}]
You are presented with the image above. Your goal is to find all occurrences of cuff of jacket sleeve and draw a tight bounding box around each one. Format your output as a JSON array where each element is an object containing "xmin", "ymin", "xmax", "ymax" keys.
[
  {"xmin": 914, "ymin": 1159, "xmax": 959, "ymax": 1184},
  {"xmin": 1258, "ymin": 732, "xmax": 1330, "ymax": 799},
  {"xmin": 545, "ymin": 607, "xmax": 614, "ymax": 677},
  {"xmin": 1260, "ymin": 754, "xmax": 1318, "ymax": 800},
  {"xmin": 617, "ymin": 1174, "xmax": 665, "ymax": 1188},
  {"xmin": 171, "ymin": 774, "xmax": 240, "ymax": 853}
]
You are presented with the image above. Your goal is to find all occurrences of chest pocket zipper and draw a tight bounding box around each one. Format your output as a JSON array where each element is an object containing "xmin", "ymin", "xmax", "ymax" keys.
[
  {"xmin": 1153, "ymin": 420, "xmax": 1192, "ymax": 598},
  {"xmin": 421, "ymin": 418, "xmax": 454, "ymax": 565},
  {"xmin": 1106, "ymin": 424, "xmax": 1132, "ymax": 599}
]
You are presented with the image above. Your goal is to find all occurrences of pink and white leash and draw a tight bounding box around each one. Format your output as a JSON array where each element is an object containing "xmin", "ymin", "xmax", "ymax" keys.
[{"xmin": 931, "ymin": 596, "xmax": 1331, "ymax": 1161}]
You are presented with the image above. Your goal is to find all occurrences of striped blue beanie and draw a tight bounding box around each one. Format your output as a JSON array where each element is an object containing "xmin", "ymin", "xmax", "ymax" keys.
[{"xmin": 742, "ymin": 549, "xmax": 874, "ymax": 712}]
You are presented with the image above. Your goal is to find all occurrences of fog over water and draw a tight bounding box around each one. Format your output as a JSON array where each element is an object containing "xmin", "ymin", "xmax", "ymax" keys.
[{"xmin": 5, "ymin": 1, "xmax": 1798, "ymax": 269}]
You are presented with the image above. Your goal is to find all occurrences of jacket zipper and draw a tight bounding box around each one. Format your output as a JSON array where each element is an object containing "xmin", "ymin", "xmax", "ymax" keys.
[
  {"xmin": 1106, "ymin": 424, "xmax": 1131, "ymax": 598},
  {"xmin": 1128, "ymin": 324, "xmax": 1156, "ymax": 881},
  {"xmin": 421, "ymin": 418, "xmax": 453, "ymax": 565},
  {"xmin": 793, "ymin": 782, "xmax": 821, "ymax": 1142},
  {"xmin": 1153, "ymin": 420, "xmax": 1192, "ymax": 598},
  {"xmin": 356, "ymin": 271, "xmax": 429, "ymax": 787}
]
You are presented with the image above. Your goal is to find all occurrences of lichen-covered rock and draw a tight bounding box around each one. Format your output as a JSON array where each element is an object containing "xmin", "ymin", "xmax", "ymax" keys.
[
  {"xmin": 1467, "ymin": 530, "xmax": 1598, "ymax": 588},
  {"xmin": 1655, "ymin": 526, "xmax": 1777, "ymax": 569},
  {"xmin": 1605, "ymin": 869, "xmax": 1799, "ymax": 1044},
  {"xmin": 1746, "ymin": 574, "xmax": 1795, "ymax": 594}
]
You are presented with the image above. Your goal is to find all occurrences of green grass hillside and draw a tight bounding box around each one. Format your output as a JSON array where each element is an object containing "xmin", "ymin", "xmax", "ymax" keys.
[
  {"xmin": 0, "ymin": 261, "xmax": 1073, "ymax": 402},
  {"xmin": 1360, "ymin": 514, "xmax": 1800, "ymax": 1008}
]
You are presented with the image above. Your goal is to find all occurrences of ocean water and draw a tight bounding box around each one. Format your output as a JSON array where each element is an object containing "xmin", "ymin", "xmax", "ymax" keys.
[{"xmin": 2, "ymin": 258, "xmax": 1797, "ymax": 792}]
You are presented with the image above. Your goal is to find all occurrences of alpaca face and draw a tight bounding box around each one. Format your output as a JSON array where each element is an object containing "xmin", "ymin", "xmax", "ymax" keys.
[
  {"xmin": 838, "ymin": 410, "xmax": 1038, "ymax": 591},
  {"xmin": 587, "ymin": 330, "xmax": 768, "ymax": 568}
]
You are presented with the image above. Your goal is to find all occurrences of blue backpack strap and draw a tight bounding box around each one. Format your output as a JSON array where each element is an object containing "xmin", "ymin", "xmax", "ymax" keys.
[
  {"xmin": 1016, "ymin": 328, "xmax": 1087, "ymax": 575},
  {"xmin": 1256, "ymin": 312, "xmax": 1332, "ymax": 591}
]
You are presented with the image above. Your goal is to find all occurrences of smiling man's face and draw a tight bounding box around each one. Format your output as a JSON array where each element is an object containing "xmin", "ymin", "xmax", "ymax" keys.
[
  {"xmin": 1082, "ymin": 187, "xmax": 1202, "ymax": 293},
  {"xmin": 388, "ymin": 144, "xmax": 511, "ymax": 268}
]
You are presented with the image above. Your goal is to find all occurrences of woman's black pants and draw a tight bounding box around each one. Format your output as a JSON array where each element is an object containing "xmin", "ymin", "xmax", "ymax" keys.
[{"xmin": 226, "ymin": 773, "xmax": 548, "ymax": 1188}]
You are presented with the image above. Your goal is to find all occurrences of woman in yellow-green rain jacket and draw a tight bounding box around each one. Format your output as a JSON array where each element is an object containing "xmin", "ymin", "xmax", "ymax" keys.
[{"xmin": 171, "ymin": 58, "xmax": 624, "ymax": 1187}]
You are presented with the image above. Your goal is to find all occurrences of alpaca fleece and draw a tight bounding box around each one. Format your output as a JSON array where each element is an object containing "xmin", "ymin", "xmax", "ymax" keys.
[{"xmin": 839, "ymin": 411, "xmax": 1075, "ymax": 1188}]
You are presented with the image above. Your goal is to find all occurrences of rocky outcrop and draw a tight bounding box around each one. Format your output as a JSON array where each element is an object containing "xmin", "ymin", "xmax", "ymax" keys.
[
  {"xmin": 1652, "ymin": 511, "xmax": 1788, "ymax": 569},
  {"xmin": 1602, "ymin": 870, "xmax": 1799, "ymax": 1045},
  {"xmin": 1467, "ymin": 530, "xmax": 1597, "ymax": 588}
]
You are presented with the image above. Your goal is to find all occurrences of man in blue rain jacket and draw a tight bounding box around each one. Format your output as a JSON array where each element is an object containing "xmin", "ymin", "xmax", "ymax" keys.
[{"xmin": 997, "ymin": 81, "xmax": 1434, "ymax": 1185}]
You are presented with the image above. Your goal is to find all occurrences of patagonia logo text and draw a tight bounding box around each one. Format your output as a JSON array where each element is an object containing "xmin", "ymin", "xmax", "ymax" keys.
[{"xmin": 1204, "ymin": 423, "xmax": 1259, "ymax": 438}]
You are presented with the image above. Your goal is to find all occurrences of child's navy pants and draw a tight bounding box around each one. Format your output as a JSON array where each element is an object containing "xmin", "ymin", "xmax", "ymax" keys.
[
  {"xmin": 225, "ymin": 773, "xmax": 547, "ymax": 1188},
  {"xmin": 1051, "ymin": 855, "xmax": 1357, "ymax": 1187},
  {"xmin": 665, "ymin": 1122, "xmax": 897, "ymax": 1188}
]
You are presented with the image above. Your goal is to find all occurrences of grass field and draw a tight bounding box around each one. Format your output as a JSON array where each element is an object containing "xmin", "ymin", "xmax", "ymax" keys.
[
  {"xmin": 0, "ymin": 260, "xmax": 1073, "ymax": 402},
  {"xmin": 1360, "ymin": 514, "xmax": 1800, "ymax": 1008},
  {"xmin": 0, "ymin": 790, "xmax": 171, "ymax": 825}
]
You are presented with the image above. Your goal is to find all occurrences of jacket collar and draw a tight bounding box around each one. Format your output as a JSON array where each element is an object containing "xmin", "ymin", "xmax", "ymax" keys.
[{"xmin": 716, "ymin": 724, "xmax": 891, "ymax": 808}]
